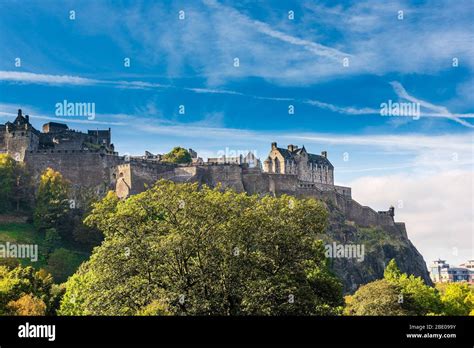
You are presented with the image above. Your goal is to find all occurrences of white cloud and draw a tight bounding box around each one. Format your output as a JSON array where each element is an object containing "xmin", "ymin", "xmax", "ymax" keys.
[
  {"xmin": 390, "ymin": 81, "xmax": 474, "ymax": 128},
  {"xmin": 0, "ymin": 71, "xmax": 100, "ymax": 86},
  {"xmin": 2, "ymin": 71, "xmax": 472, "ymax": 127},
  {"xmin": 203, "ymin": 0, "xmax": 351, "ymax": 62},
  {"xmin": 348, "ymin": 170, "xmax": 474, "ymax": 266}
]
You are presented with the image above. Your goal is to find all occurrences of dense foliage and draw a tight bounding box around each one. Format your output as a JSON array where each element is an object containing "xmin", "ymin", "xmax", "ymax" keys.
[
  {"xmin": 345, "ymin": 260, "xmax": 474, "ymax": 316},
  {"xmin": 1, "ymin": 162, "xmax": 472, "ymax": 317},
  {"xmin": 0, "ymin": 154, "xmax": 31, "ymax": 213},
  {"xmin": 162, "ymin": 147, "xmax": 192, "ymax": 164},
  {"xmin": 34, "ymin": 168, "xmax": 71, "ymax": 235},
  {"xmin": 0, "ymin": 265, "xmax": 63, "ymax": 315},
  {"xmin": 59, "ymin": 180, "xmax": 343, "ymax": 315}
]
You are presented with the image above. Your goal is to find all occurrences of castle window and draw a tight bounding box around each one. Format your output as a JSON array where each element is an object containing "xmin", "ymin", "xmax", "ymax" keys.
[{"xmin": 274, "ymin": 158, "xmax": 280, "ymax": 173}]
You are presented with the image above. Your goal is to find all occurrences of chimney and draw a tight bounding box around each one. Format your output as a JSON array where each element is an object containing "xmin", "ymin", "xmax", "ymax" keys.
[
  {"xmin": 18, "ymin": 109, "xmax": 22, "ymax": 117},
  {"xmin": 321, "ymin": 151, "xmax": 327, "ymax": 158},
  {"xmin": 271, "ymin": 142, "xmax": 277, "ymax": 150},
  {"xmin": 389, "ymin": 206, "xmax": 395, "ymax": 218},
  {"xmin": 25, "ymin": 115, "xmax": 29, "ymax": 123},
  {"xmin": 287, "ymin": 144, "xmax": 298, "ymax": 152}
]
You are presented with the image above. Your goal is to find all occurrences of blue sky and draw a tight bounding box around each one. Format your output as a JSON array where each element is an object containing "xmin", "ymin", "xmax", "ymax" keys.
[{"xmin": 0, "ymin": 0, "xmax": 473, "ymax": 266}]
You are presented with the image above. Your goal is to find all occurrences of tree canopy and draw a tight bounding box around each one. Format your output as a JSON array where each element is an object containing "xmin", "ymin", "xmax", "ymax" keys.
[
  {"xmin": 343, "ymin": 279, "xmax": 411, "ymax": 316},
  {"xmin": 162, "ymin": 147, "xmax": 192, "ymax": 164},
  {"xmin": 0, "ymin": 154, "xmax": 31, "ymax": 212},
  {"xmin": 34, "ymin": 168, "xmax": 71, "ymax": 234},
  {"xmin": 59, "ymin": 180, "xmax": 343, "ymax": 315},
  {"xmin": 345, "ymin": 259, "xmax": 473, "ymax": 316},
  {"xmin": 0, "ymin": 265, "xmax": 61, "ymax": 315}
]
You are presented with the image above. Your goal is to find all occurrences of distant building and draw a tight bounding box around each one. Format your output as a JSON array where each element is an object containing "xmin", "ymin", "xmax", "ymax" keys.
[
  {"xmin": 207, "ymin": 151, "xmax": 261, "ymax": 168},
  {"xmin": 189, "ymin": 148, "xmax": 204, "ymax": 165},
  {"xmin": 429, "ymin": 259, "xmax": 474, "ymax": 283},
  {"xmin": 460, "ymin": 260, "xmax": 474, "ymax": 270},
  {"xmin": 133, "ymin": 151, "xmax": 162, "ymax": 161},
  {"xmin": 263, "ymin": 142, "xmax": 334, "ymax": 185}
]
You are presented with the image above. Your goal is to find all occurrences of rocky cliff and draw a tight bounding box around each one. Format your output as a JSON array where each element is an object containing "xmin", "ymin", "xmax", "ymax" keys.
[{"xmin": 321, "ymin": 199, "xmax": 432, "ymax": 294}]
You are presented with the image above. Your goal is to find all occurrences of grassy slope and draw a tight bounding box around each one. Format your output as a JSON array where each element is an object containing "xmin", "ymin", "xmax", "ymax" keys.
[{"xmin": 0, "ymin": 222, "xmax": 89, "ymax": 282}]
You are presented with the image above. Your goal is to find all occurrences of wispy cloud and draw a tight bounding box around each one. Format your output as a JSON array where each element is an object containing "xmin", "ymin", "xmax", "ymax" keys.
[
  {"xmin": 2, "ymin": 71, "xmax": 473, "ymax": 127},
  {"xmin": 390, "ymin": 81, "xmax": 474, "ymax": 128},
  {"xmin": 0, "ymin": 71, "xmax": 101, "ymax": 86},
  {"xmin": 203, "ymin": 0, "xmax": 351, "ymax": 62}
]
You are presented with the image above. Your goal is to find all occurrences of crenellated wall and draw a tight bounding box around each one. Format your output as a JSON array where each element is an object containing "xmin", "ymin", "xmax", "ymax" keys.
[
  {"xmin": 24, "ymin": 150, "xmax": 122, "ymax": 195},
  {"xmin": 15, "ymin": 146, "xmax": 404, "ymax": 236}
]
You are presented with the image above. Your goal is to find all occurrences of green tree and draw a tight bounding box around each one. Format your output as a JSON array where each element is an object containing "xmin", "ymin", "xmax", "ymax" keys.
[
  {"xmin": 384, "ymin": 259, "xmax": 441, "ymax": 315},
  {"xmin": 440, "ymin": 283, "xmax": 474, "ymax": 316},
  {"xmin": 56, "ymin": 265, "xmax": 94, "ymax": 316},
  {"xmin": 44, "ymin": 228, "xmax": 62, "ymax": 254},
  {"xmin": 34, "ymin": 168, "xmax": 71, "ymax": 234},
  {"xmin": 0, "ymin": 265, "xmax": 55, "ymax": 315},
  {"xmin": 384, "ymin": 259, "xmax": 402, "ymax": 282},
  {"xmin": 60, "ymin": 180, "xmax": 343, "ymax": 315},
  {"xmin": 345, "ymin": 260, "xmax": 444, "ymax": 316},
  {"xmin": 0, "ymin": 154, "xmax": 31, "ymax": 213},
  {"xmin": 136, "ymin": 299, "xmax": 171, "ymax": 316},
  {"xmin": 162, "ymin": 147, "xmax": 192, "ymax": 164},
  {"xmin": 71, "ymin": 188, "xmax": 104, "ymax": 249},
  {"xmin": 0, "ymin": 154, "xmax": 17, "ymax": 212},
  {"xmin": 344, "ymin": 279, "xmax": 411, "ymax": 315},
  {"xmin": 46, "ymin": 248, "xmax": 83, "ymax": 283}
]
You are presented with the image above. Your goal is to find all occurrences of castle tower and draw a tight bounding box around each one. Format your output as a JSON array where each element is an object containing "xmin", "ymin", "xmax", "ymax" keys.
[{"xmin": 4, "ymin": 109, "xmax": 39, "ymax": 161}]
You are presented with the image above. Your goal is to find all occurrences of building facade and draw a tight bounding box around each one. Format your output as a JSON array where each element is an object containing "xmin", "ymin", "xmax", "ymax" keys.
[
  {"xmin": 208, "ymin": 151, "xmax": 261, "ymax": 168},
  {"xmin": 263, "ymin": 142, "xmax": 334, "ymax": 185},
  {"xmin": 429, "ymin": 259, "xmax": 474, "ymax": 283}
]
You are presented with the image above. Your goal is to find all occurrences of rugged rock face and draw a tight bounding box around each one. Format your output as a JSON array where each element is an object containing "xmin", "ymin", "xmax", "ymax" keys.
[{"xmin": 322, "ymin": 202, "xmax": 432, "ymax": 294}]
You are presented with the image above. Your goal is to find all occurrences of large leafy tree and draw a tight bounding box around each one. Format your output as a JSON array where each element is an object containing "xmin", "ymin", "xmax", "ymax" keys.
[
  {"xmin": 162, "ymin": 147, "xmax": 192, "ymax": 164},
  {"xmin": 343, "ymin": 279, "xmax": 411, "ymax": 316},
  {"xmin": 384, "ymin": 259, "xmax": 442, "ymax": 315},
  {"xmin": 7, "ymin": 293, "xmax": 47, "ymax": 316},
  {"xmin": 0, "ymin": 154, "xmax": 16, "ymax": 212},
  {"xmin": 439, "ymin": 283, "xmax": 474, "ymax": 316},
  {"xmin": 34, "ymin": 168, "xmax": 71, "ymax": 234},
  {"xmin": 0, "ymin": 265, "xmax": 59, "ymax": 315},
  {"xmin": 345, "ymin": 259, "xmax": 443, "ymax": 315},
  {"xmin": 59, "ymin": 180, "xmax": 343, "ymax": 315},
  {"xmin": 0, "ymin": 154, "xmax": 31, "ymax": 212}
]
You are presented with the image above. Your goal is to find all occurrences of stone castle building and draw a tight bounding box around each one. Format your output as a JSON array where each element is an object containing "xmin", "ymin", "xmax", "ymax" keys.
[
  {"xmin": 0, "ymin": 110, "xmax": 115, "ymax": 162},
  {"xmin": 0, "ymin": 109, "xmax": 403, "ymax": 235},
  {"xmin": 207, "ymin": 151, "xmax": 261, "ymax": 168},
  {"xmin": 264, "ymin": 142, "xmax": 333, "ymax": 185}
]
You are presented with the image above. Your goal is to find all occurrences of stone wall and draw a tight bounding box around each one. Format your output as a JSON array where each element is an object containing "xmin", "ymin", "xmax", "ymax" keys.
[
  {"xmin": 5, "ymin": 130, "xmax": 39, "ymax": 161},
  {"xmin": 267, "ymin": 173, "xmax": 299, "ymax": 194},
  {"xmin": 242, "ymin": 167, "xmax": 270, "ymax": 194},
  {"xmin": 24, "ymin": 150, "xmax": 122, "ymax": 196},
  {"xmin": 115, "ymin": 161, "xmax": 176, "ymax": 198},
  {"xmin": 112, "ymin": 160, "xmax": 404, "ymax": 234},
  {"xmin": 197, "ymin": 164, "xmax": 245, "ymax": 192}
]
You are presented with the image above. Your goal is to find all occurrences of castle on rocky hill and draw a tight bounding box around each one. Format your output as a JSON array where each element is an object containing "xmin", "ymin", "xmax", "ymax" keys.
[
  {"xmin": 0, "ymin": 109, "xmax": 404, "ymax": 236},
  {"xmin": 0, "ymin": 110, "xmax": 115, "ymax": 162}
]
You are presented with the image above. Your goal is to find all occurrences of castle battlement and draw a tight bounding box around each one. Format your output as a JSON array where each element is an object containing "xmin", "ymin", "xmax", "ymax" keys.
[
  {"xmin": 0, "ymin": 109, "xmax": 115, "ymax": 161},
  {"xmin": 1, "ymin": 110, "xmax": 403, "ymax": 232}
]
